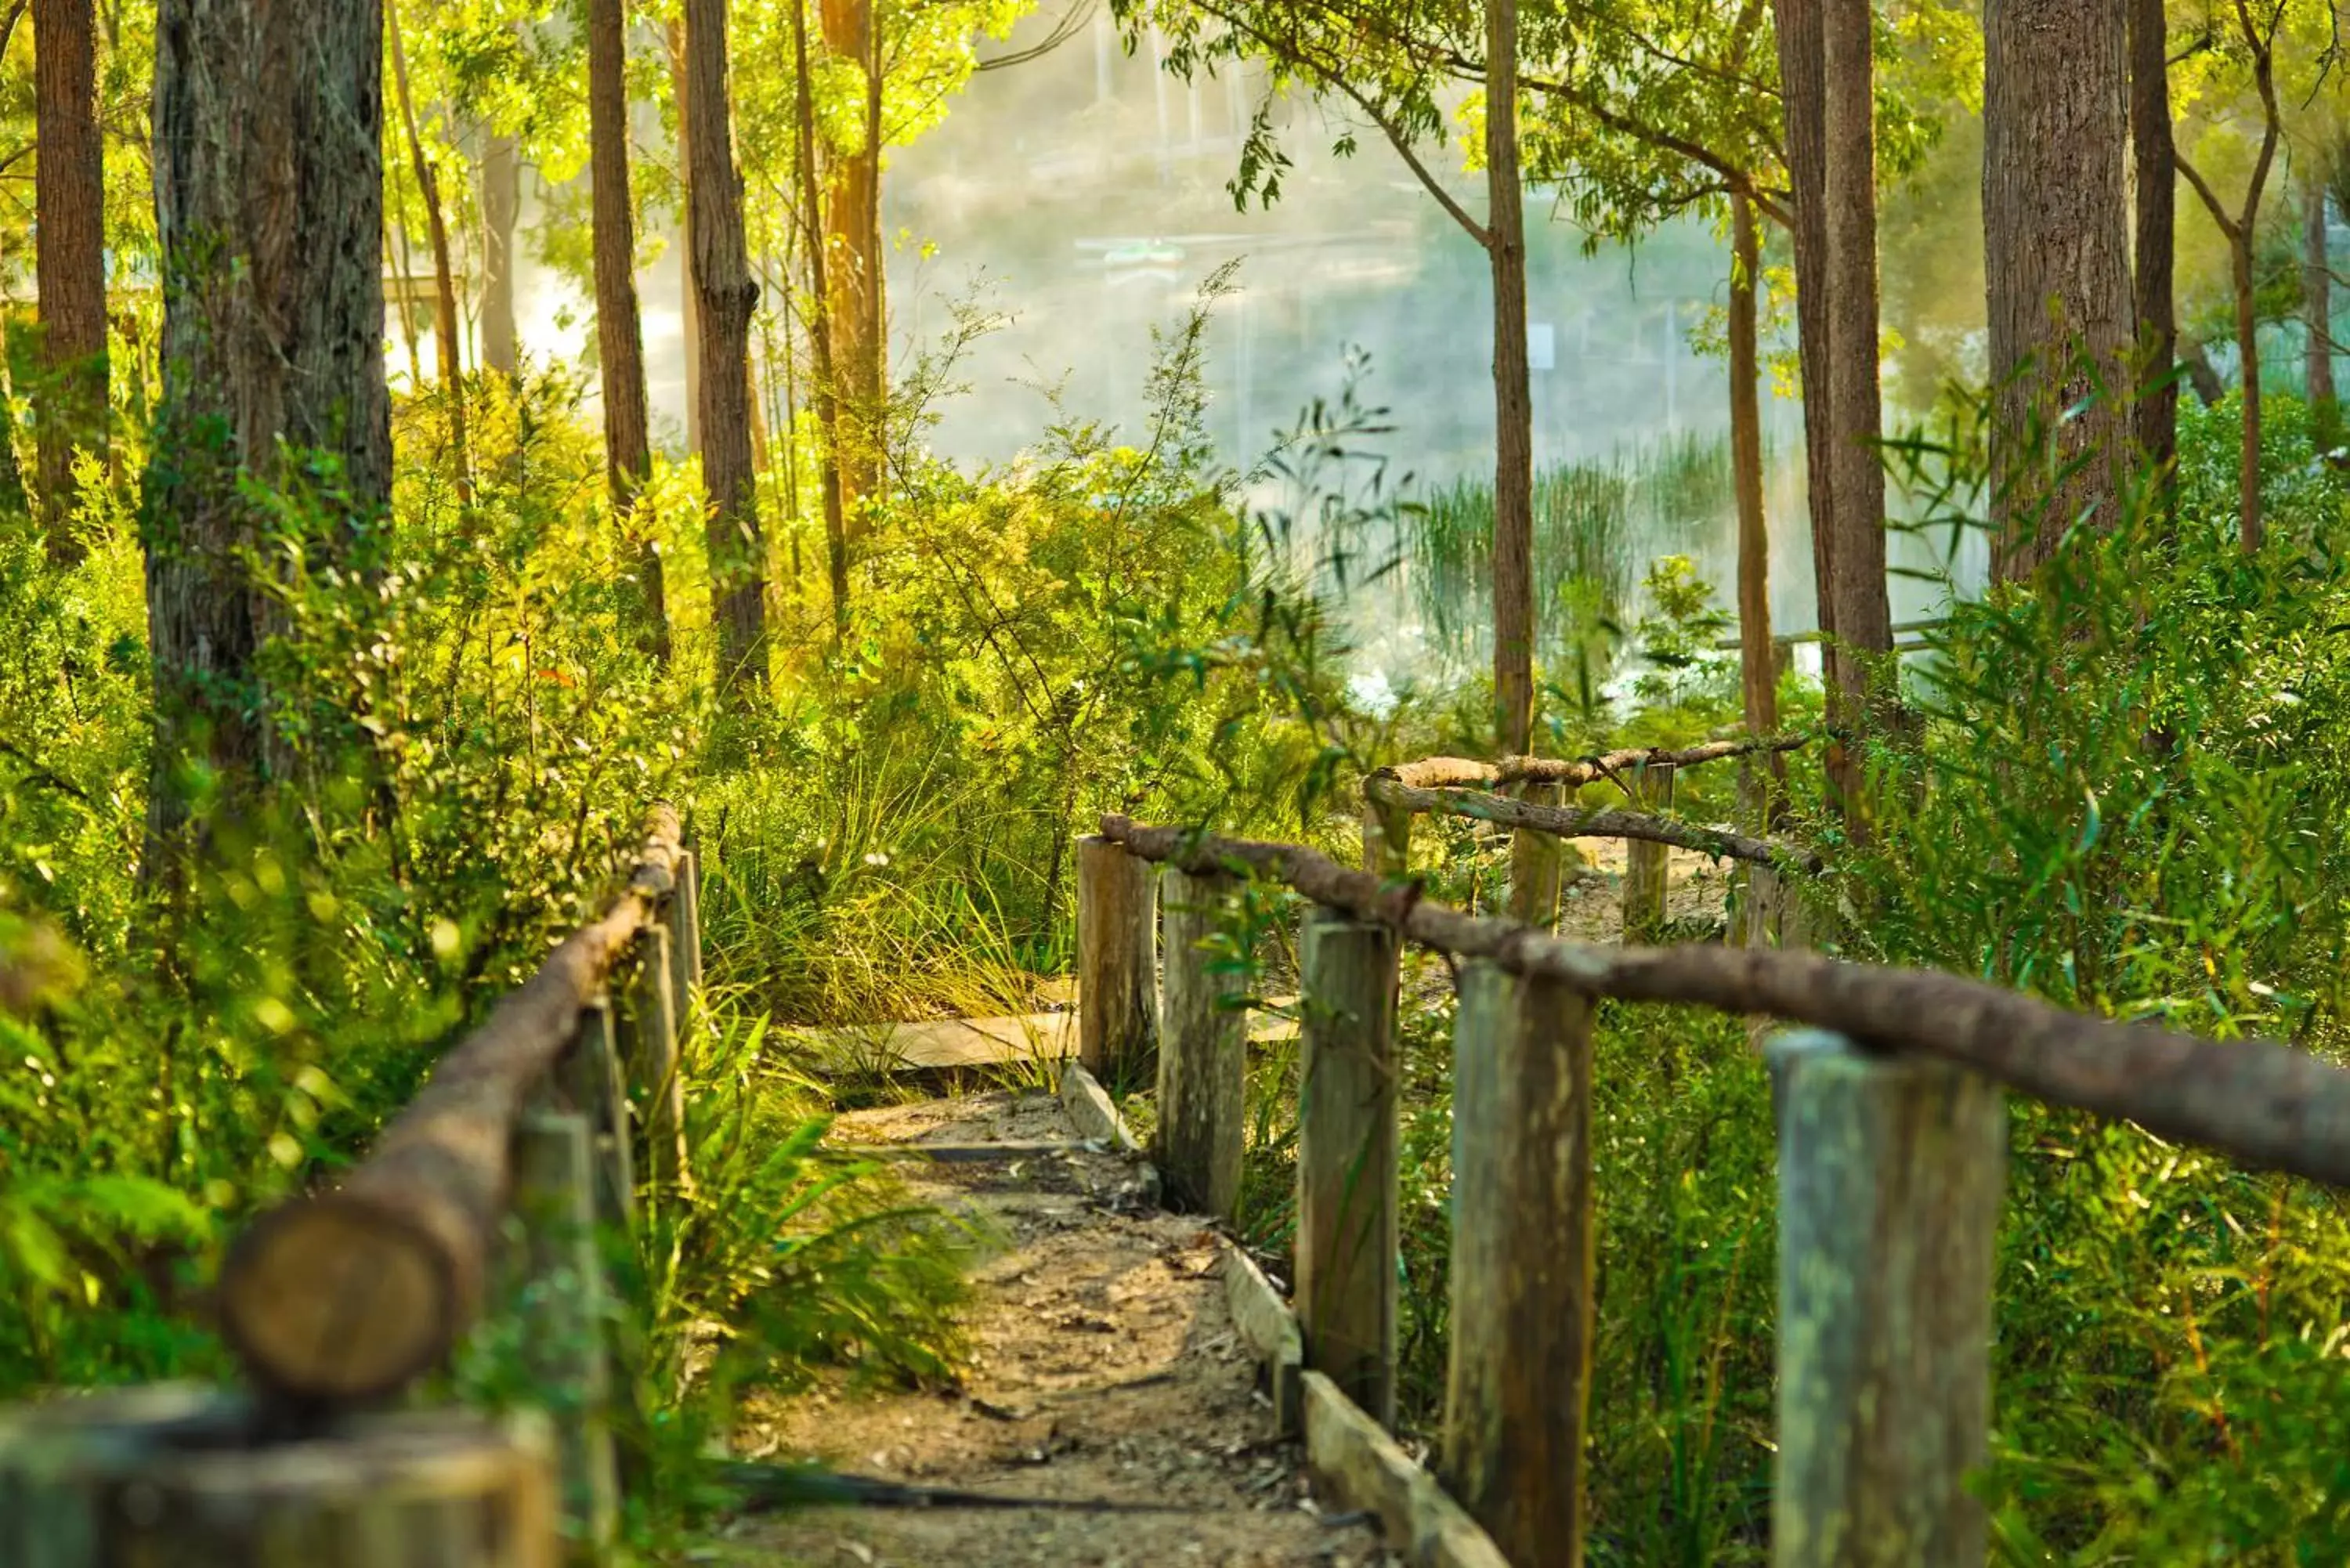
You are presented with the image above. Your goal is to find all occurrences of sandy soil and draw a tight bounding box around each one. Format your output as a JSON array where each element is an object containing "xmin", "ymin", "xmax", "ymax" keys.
[
  {"xmin": 715, "ymin": 1092, "xmax": 1397, "ymax": 1568},
  {"xmin": 1553, "ymin": 839, "xmax": 1738, "ymax": 945}
]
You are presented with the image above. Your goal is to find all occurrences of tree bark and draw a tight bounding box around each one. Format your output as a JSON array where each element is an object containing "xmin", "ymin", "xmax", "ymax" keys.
[
  {"xmin": 1730, "ymin": 193, "xmax": 1778, "ymax": 762},
  {"xmin": 479, "ymin": 127, "xmax": 520, "ymax": 379},
  {"xmin": 2130, "ymin": 0, "xmax": 2178, "ymax": 474},
  {"xmin": 794, "ymin": 0, "xmax": 851, "ymax": 639},
  {"xmin": 668, "ymin": 17, "xmax": 701, "ymax": 454},
  {"xmin": 1983, "ymin": 0, "xmax": 2135, "ymax": 582},
  {"xmin": 587, "ymin": 0, "xmax": 667, "ymax": 660},
  {"xmin": 2181, "ymin": 336, "xmax": 2226, "ymax": 406},
  {"xmin": 684, "ymin": 0, "xmax": 768, "ymax": 703},
  {"xmin": 32, "ymin": 0, "xmax": 105, "ymax": 564},
  {"xmin": 2306, "ymin": 154, "xmax": 2337, "ymax": 442},
  {"xmin": 1820, "ymin": 0, "xmax": 1893, "ymax": 815},
  {"xmin": 146, "ymin": 0, "xmax": 392, "ymax": 847},
  {"xmin": 387, "ymin": 0, "xmax": 472, "ymax": 500},
  {"xmin": 1486, "ymin": 0, "xmax": 1535, "ymax": 757},
  {"xmin": 820, "ymin": 0, "xmax": 882, "ymax": 511},
  {"xmin": 1772, "ymin": 0, "xmax": 1838, "ymax": 680}
]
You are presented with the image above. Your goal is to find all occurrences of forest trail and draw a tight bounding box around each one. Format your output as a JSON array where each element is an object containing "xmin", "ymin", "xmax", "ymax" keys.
[{"xmin": 721, "ymin": 1091, "xmax": 1398, "ymax": 1568}]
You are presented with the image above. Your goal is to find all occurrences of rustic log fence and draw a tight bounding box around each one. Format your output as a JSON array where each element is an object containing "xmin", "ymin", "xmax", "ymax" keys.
[
  {"xmin": 1081, "ymin": 812, "xmax": 2350, "ymax": 1568},
  {"xmin": 1, "ymin": 807, "xmax": 703, "ymax": 1567},
  {"xmin": 1366, "ymin": 736, "xmax": 1812, "ymax": 942}
]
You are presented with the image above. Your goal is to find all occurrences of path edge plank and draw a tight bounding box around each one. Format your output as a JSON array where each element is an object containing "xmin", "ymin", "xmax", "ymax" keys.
[
  {"xmin": 1302, "ymin": 1372, "xmax": 1511, "ymax": 1568},
  {"xmin": 1219, "ymin": 1245, "xmax": 1303, "ymax": 1436}
]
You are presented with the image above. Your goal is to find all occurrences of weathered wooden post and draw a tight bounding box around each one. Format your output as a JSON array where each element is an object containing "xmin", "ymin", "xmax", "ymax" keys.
[
  {"xmin": 1157, "ymin": 866, "xmax": 1247, "ymax": 1219},
  {"xmin": 512, "ymin": 1111, "xmax": 622, "ymax": 1558},
  {"xmin": 625, "ymin": 921, "xmax": 688, "ymax": 1193},
  {"xmin": 1362, "ymin": 787, "xmax": 1414, "ymax": 879},
  {"xmin": 0, "ymin": 1389, "xmax": 558, "ymax": 1566},
  {"xmin": 1296, "ymin": 909, "xmax": 1401, "ymax": 1425},
  {"xmin": 1077, "ymin": 836, "xmax": 1157, "ymax": 1082},
  {"xmin": 1443, "ymin": 962, "xmax": 1597, "ymax": 1568},
  {"xmin": 1766, "ymin": 1031, "xmax": 2005, "ymax": 1568},
  {"xmin": 670, "ymin": 848, "xmax": 704, "ymax": 1031},
  {"xmin": 560, "ymin": 998, "xmax": 637, "ymax": 1231},
  {"xmin": 1508, "ymin": 784, "xmax": 1564, "ymax": 929},
  {"xmin": 1623, "ymin": 762, "xmax": 1675, "ymax": 941}
]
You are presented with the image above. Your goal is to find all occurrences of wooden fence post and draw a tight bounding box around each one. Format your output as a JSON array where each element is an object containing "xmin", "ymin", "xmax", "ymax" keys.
[
  {"xmin": 0, "ymin": 1389, "xmax": 557, "ymax": 1566},
  {"xmin": 1509, "ymin": 784, "xmax": 1564, "ymax": 929},
  {"xmin": 1443, "ymin": 961, "xmax": 1597, "ymax": 1568},
  {"xmin": 625, "ymin": 922, "xmax": 688, "ymax": 1193},
  {"xmin": 559, "ymin": 998, "xmax": 637, "ymax": 1232},
  {"xmin": 1296, "ymin": 909, "xmax": 1401, "ymax": 1425},
  {"xmin": 513, "ymin": 1111, "xmax": 622, "ymax": 1557},
  {"xmin": 671, "ymin": 849, "xmax": 704, "ymax": 1031},
  {"xmin": 1077, "ymin": 836, "xmax": 1157, "ymax": 1082},
  {"xmin": 1766, "ymin": 1031, "xmax": 2005, "ymax": 1568},
  {"xmin": 1363, "ymin": 790, "xmax": 1414, "ymax": 879},
  {"xmin": 1623, "ymin": 762, "xmax": 1675, "ymax": 941},
  {"xmin": 1157, "ymin": 866, "xmax": 1247, "ymax": 1219}
]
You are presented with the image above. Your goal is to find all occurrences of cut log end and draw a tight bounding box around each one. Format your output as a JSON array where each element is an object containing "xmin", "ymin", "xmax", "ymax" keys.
[{"xmin": 219, "ymin": 1195, "xmax": 464, "ymax": 1402}]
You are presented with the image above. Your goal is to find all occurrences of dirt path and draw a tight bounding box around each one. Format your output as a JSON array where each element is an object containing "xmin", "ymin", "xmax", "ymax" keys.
[{"xmin": 721, "ymin": 1091, "xmax": 1396, "ymax": 1567}]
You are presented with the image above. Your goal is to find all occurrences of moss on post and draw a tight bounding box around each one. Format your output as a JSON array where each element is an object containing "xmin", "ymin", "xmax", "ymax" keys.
[
  {"xmin": 1157, "ymin": 866, "xmax": 1246, "ymax": 1219},
  {"xmin": 1767, "ymin": 1030, "xmax": 2005, "ymax": 1568},
  {"xmin": 1508, "ymin": 783, "xmax": 1564, "ymax": 928},
  {"xmin": 1442, "ymin": 961, "xmax": 1596, "ymax": 1567},
  {"xmin": 1296, "ymin": 909, "xmax": 1401, "ymax": 1425},
  {"xmin": 1622, "ymin": 762, "xmax": 1675, "ymax": 941}
]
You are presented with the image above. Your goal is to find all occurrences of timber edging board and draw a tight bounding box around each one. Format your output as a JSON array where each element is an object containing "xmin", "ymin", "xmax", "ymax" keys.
[
  {"xmin": 1301, "ymin": 1372, "xmax": 1511, "ymax": 1568},
  {"xmin": 1058, "ymin": 1060, "xmax": 1143, "ymax": 1154},
  {"xmin": 1219, "ymin": 1244, "xmax": 1304, "ymax": 1436},
  {"xmin": 1058, "ymin": 1061, "xmax": 1162, "ymax": 1205}
]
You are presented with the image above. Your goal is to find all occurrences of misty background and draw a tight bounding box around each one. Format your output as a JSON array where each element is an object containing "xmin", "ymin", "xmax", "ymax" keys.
[{"xmin": 480, "ymin": 9, "xmax": 1997, "ymax": 687}]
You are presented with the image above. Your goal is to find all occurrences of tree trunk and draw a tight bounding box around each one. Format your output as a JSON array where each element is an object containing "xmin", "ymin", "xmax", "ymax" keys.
[
  {"xmin": 820, "ymin": 0, "xmax": 881, "ymax": 511},
  {"xmin": 2130, "ymin": 0, "xmax": 2178, "ymax": 473},
  {"xmin": 32, "ymin": 0, "xmax": 105, "ymax": 565},
  {"xmin": 1772, "ymin": 0, "xmax": 1838, "ymax": 679},
  {"xmin": 1486, "ymin": 0, "xmax": 1535, "ymax": 757},
  {"xmin": 588, "ymin": 0, "xmax": 667, "ymax": 660},
  {"xmin": 479, "ymin": 127, "xmax": 520, "ymax": 379},
  {"xmin": 1821, "ymin": 0, "xmax": 1893, "ymax": 804},
  {"xmin": 146, "ymin": 0, "xmax": 392, "ymax": 847},
  {"xmin": 794, "ymin": 0, "xmax": 851, "ymax": 640},
  {"xmin": 2235, "ymin": 230, "xmax": 2265, "ymax": 550},
  {"xmin": 1983, "ymin": 0, "xmax": 2135, "ymax": 581},
  {"xmin": 684, "ymin": 0, "xmax": 768, "ymax": 703},
  {"xmin": 1731, "ymin": 193, "xmax": 1777, "ymax": 754},
  {"xmin": 387, "ymin": 0, "xmax": 471, "ymax": 500},
  {"xmin": 2182, "ymin": 336, "xmax": 2226, "ymax": 406},
  {"xmin": 668, "ymin": 17, "xmax": 701, "ymax": 454},
  {"xmin": 2306, "ymin": 154, "xmax": 2337, "ymax": 443}
]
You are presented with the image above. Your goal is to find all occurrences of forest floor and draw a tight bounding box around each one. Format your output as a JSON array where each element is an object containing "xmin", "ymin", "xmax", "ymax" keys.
[{"xmin": 712, "ymin": 1092, "xmax": 1398, "ymax": 1568}]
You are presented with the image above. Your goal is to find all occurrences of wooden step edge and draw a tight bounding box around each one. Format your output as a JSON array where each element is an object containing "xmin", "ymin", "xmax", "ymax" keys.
[
  {"xmin": 1218, "ymin": 1244, "xmax": 1304, "ymax": 1438},
  {"xmin": 1300, "ymin": 1372, "xmax": 1510, "ymax": 1568},
  {"xmin": 1058, "ymin": 1063, "xmax": 1144, "ymax": 1155}
]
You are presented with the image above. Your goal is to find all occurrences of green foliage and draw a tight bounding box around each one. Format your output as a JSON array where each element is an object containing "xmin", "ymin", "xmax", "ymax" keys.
[{"xmin": 1842, "ymin": 389, "xmax": 2350, "ymax": 1557}]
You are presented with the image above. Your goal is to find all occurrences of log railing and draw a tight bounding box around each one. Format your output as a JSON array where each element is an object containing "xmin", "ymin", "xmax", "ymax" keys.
[
  {"xmin": 1366, "ymin": 736, "xmax": 1810, "ymax": 940},
  {"xmin": 1079, "ymin": 814, "xmax": 2350, "ymax": 1568},
  {"xmin": 2, "ymin": 807, "xmax": 704, "ymax": 1566}
]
